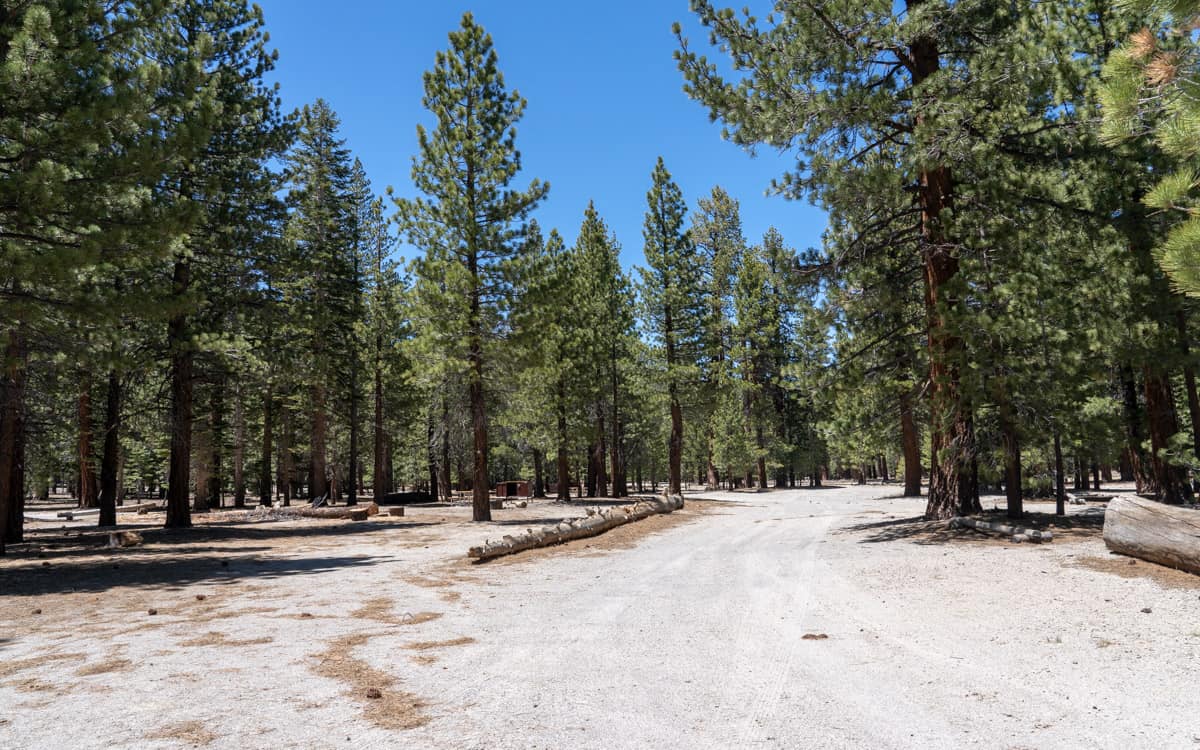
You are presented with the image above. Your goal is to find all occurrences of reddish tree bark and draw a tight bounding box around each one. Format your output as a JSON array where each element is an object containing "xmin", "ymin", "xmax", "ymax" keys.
[{"xmin": 166, "ymin": 260, "xmax": 194, "ymax": 528}]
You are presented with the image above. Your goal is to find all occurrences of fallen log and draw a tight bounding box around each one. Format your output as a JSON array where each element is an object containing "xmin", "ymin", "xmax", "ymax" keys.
[
  {"xmin": 468, "ymin": 495, "xmax": 685, "ymax": 561},
  {"xmin": 950, "ymin": 516, "xmax": 1053, "ymax": 543},
  {"xmin": 1103, "ymin": 495, "xmax": 1200, "ymax": 575},
  {"xmin": 276, "ymin": 506, "xmax": 371, "ymax": 521}
]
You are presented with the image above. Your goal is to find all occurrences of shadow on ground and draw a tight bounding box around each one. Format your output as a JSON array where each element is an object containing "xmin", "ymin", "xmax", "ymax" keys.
[
  {"xmin": 844, "ymin": 509, "xmax": 1105, "ymax": 545},
  {"xmin": 0, "ymin": 551, "xmax": 388, "ymax": 597},
  {"xmin": 1, "ymin": 520, "xmax": 443, "ymax": 596}
]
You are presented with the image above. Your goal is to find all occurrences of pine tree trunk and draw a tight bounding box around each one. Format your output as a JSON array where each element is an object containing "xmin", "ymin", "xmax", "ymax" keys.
[
  {"xmin": 1174, "ymin": 310, "xmax": 1200, "ymax": 461},
  {"xmin": 705, "ymin": 427, "xmax": 719, "ymax": 490},
  {"xmin": 533, "ymin": 449, "xmax": 545, "ymax": 498},
  {"xmin": 756, "ymin": 424, "xmax": 768, "ymax": 489},
  {"xmin": 375, "ymin": 359, "xmax": 386, "ymax": 500},
  {"xmin": 0, "ymin": 329, "xmax": 28, "ymax": 552},
  {"xmin": 556, "ymin": 386, "xmax": 571, "ymax": 501},
  {"xmin": 166, "ymin": 261, "xmax": 193, "ymax": 527},
  {"xmin": 999, "ymin": 406, "xmax": 1022, "ymax": 518},
  {"xmin": 77, "ymin": 378, "xmax": 98, "ymax": 509},
  {"xmin": 193, "ymin": 407, "xmax": 211, "ymax": 513},
  {"xmin": 425, "ymin": 411, "xmax": 437, "ymax": 500},
  {"xmin": 596, "ymin": 411, "xmax": 608, "ymax": 497},
  {"xmin": 259, "ymin": 386, "xmax": 272, "ymax": 506},
  {"xmin": 664, "ymin": 297, "xmax": 684, "ymax": 496},
  {"xmin": 611, "ymin": 358, "xmax": 627, "ymax": 497},
  {"xmin": 1143, "ymin": 368, "xmax": 1192, "ymax": 503},
  {"xmin": 384, "ymin": 432, "xmax": 396, "ymax": 495},
  {"xmin": 310, "ymin": 383, "xmax": 328, "ymax": 499},
  {"xmin": 900, "ymin": 392, "xmax": 921, "ymax": 497},
  {"xmin": 1091, "ymin": 459, "xmax": 1101, "ymax": 491},
  {"xmin": 347, "ymin": 361, "xmax": 358, "ymax": 506},
  {"xmin": 1119, "ymin": 365, "xmax": 1152, "ymax": 491},
  {"xmin": 585, "ymin": 442, "xmax": 597, "ymax": 497},
  {"xmin": 1074, "ymin": 455, "xmax": 1085, "ymax": 492},
  {"xmin": 1053, "ymin": 431, "xmax": 1066, "ymax": 516},
  {"xmin": 439, "ymin": 400, "xmax": 451, "ymax": 502},
  {"xmin": 468, "ymin": 343, "xmax": 490, "ymax": 521},
  {"xmin": 233, "ymin": 382, "xmax": 245, "ymax": 508},
  {"xmin": 280, "ymin": 407, "xmax": 293, "ymax": 506},
  {"xmin": 908, "ymin": 11, "xmax": 970, "ymax": 520},
  {"xmin": 209, "ymin": 376, "xmax": 225, "ymax": 510},
  {"xmin": 99, "ymin": 370, "xmax": 121, "ymax": 527}
]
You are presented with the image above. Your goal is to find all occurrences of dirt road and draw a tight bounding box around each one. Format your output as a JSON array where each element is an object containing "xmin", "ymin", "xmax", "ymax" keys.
[{"xmin": 2, "ymin": 485, "xmax": 1198, "ymax": 749}]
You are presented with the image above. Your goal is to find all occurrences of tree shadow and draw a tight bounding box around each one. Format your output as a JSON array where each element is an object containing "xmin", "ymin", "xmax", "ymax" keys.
[
  {"xmin": 10, "ymin": 520, "xmax": 441, "ymax": 561},
  {"xmin": 0, "ymin": 552, "xmax": 387, "ymax": 597},
  {"xmin": 844, "ymin": 508, "xmax": 1106, "ymax": 546}
]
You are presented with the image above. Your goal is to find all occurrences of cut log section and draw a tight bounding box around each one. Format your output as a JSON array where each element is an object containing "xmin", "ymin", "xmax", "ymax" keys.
[
  {"xmin": 950, "ymin": 516, "xmax": 1053, "ymax": 543},
  {"xmin": 1103, "ymin": 495, "xmax": 1200, "ymax": 575},
  {"xmin": 468, "ymin": 495, "xmax": 685, "ymax": 561}
]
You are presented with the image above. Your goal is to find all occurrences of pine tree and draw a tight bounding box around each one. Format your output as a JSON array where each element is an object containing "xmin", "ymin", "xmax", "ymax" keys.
[
  {"xmin": 281, "ymin": 100, "xmax": 357, "ymax": 502},
  {"xmin": 639, "ymin": 158, "xmax": 704, "ymax": 496},
  {"xmin": 691, "ymin": 187, "xmax": 745, "ymax": 488},
  {"xmin": 395, "ymin": 13, "xmax": 548, "ymax": 521},
  {"xmin": 575, "ymin": 204, "xmax": 636, "ymax": 497},
  {"xmin": 156, "ymin": 0, "xmax": 286, "ymax": 527}
]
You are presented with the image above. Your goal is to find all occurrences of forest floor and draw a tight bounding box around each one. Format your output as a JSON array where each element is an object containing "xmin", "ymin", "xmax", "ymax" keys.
[{"xmin": 2, "ymin": 484, "xmax": 1198, "ymax": 749}]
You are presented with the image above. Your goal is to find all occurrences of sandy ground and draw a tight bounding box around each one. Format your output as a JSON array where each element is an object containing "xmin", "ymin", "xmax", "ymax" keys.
[{"xmin": 2, "ymin": 485, "xmax": 1199, "ymax": 749}]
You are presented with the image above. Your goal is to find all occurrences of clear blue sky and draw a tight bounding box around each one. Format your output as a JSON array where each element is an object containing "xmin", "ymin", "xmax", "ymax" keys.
[{"xmin": 254, "ymin": 0, "xmax": 828, "ymax": 268}]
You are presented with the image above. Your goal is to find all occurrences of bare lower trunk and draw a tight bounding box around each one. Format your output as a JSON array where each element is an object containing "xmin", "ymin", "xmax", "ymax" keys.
[
  {"xmin": 0, "ymin": 329, "xmax": 28, "ymax": 552},
  {"xmin": 1143, "ymin": 368, "xmax": 1192, "ymax": 504},
  {"xmin": 669, "ymin": 394, "xmax": 683, "ymax": 496},
  {"xmin": 596, "ymin": 412, "xmax": 608, "ymax": 497},
  {"xmin": 533, "ymin": 449, "xmax": 545, "ymax": 498},
  {"xmin": 99, "ymin": 370, "xmax": 121, "ymax": 526},
  {"xmin": 611, "ymin": 364, "xmax": 627, "ymax": 497},
  {"xmin": 166, "ymin": 258, "xmax": 194, "ymax": 527},
  {"xmin": 310, "ymin": 383, "xmax": 328, "ymax": 499},
  {"xmin": 1053, "ymin": 431, "xmax": 1066, "ymax": 516},
  {"xmin": 208, "ymin": 377, "xmax": 225, "ymax": 509},
  {"xmin": 233, "ymin": 383, "xmax": 245, "ymax": 508},
  {"xmin": 375, "ymin": 360, "xmax": 386, "ymax": 500},
  {"xmin": 900, "ymin": 392, "xmax": 922, "ymax": 497},
  {"xmin": 259, "ymin": 385, "xmax": 272, "ymax": 506},
  {"xmin": 586, "ymin": 442, "xmax": 597, "ymax": 497},
  {"xmin": 1120, "ymin": 365, "xmax": 1153, "ymax": 492},
  {"xmin": 193, "ymin": 410, "xmax": 211, "ymax": 513},
  {"xmin": 469, "ymin": 358, "xmax": 490, "ymax": 521},
  {"xmin": 439, "ymin": 398, "xmax": 451, "ymax": 502},
  {"xmin": 280, "ymin": 407, "xmax": 293, "ymax": 506},
  {"xmin": 348, "ymin": 364, "xmax": 358, "ymax": 507},
  {"xmin": 756, "ymin": 425, "xmax": 767, "ymax": 489},
  {"xmin": 705, "ymin": 427, "xmax": 719, "ymax": 490},
  {"xmin": 999, "ymin": 406, "xmax": 1022, "ymax": 518},
  {"xmin": 78, "ymin": 380, "xmax": 98, "ymax": 509},
  {"xmin": 426, "ymin": 411, "xmax": 437, "ymax": 500},
  {"xmin": 556, "ymin": 391, "xmax": 570, "ymax": 501}
]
